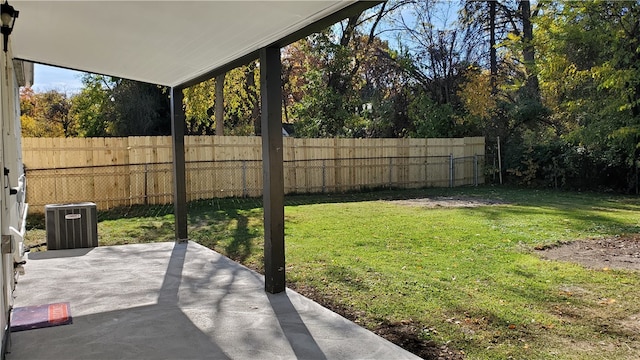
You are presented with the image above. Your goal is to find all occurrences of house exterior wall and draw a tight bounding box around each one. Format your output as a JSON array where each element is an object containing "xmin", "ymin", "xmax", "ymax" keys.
[{"xmin": 0, "ymin": 45, "xmax": 28, "ymax": 356}]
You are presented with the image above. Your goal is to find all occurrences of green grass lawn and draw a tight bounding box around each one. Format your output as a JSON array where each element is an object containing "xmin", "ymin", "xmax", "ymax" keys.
[{"xmin": 25, "ymin": 186, "xmax": 640, "ymax": 359}]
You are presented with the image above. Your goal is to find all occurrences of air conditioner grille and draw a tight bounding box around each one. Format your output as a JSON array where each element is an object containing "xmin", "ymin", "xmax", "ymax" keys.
[{"xmin": 45, "ymin": 202, "xmax": 98, "ymax": 250}]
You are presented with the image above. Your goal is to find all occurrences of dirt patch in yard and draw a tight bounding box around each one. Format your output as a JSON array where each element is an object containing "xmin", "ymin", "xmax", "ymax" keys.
[
  {"xmin": 536, "ymin": 234, "xmax": 640, "ymax": 271},
  {"xmin": 390, "ymin": 196, "xmax": 507, "ymax": 208}
]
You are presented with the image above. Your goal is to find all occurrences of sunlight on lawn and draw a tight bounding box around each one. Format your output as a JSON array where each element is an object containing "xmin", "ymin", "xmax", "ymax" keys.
[{"xmin": 24, "ymin": 187, "xmax": 640, "ymax": 359}]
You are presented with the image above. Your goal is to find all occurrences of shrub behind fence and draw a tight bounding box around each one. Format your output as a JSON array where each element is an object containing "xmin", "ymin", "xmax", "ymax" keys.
[{"xmin": 23, "ymin": 136, "xmax": 485, "ymax": 212}]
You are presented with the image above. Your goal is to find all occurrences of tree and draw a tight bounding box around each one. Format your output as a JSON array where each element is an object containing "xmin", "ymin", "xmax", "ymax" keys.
[
  {"xmin": 389, "ymin": 1, "xmax": 484, "ymax": 104},
  {"xmin": 111, "ymin": 80, "xmax": 171, "ymax": 136},
  {"xmin": 19, "ymin": 86, "xmax": 36, "ymax": 116},
  {"xmin": 41, "ymin": 90, "xmax": 75, "ymax": 137},
  {"xmin": 373, "ymin": 0, "xmax": 489, "ymax": 139},
  {"xmin": 534, "ymin": 0, "xmax": 640, "ymax": 191},
  {"xmin": 290, "ymin": 21, "xmax": 369, "ymax": 137},
  {"xmin": 19, "ymin": 87, "xmax": 40, "ymax": 137},
  {"xmin": 20, "ymin": 87, "xmax": 75, "ymax": 137},
  {"xmin": 461, "ymin": 0, "xmax": 521, "ymax": 93},
  {"xmin": 71, "ymin": 74, "xmax": 171, "ymax": 137},
  {"xmin": 457, "ymin": 66, "xmax": 496, "ymax": 127},
  {"xmin": 183, "ymin": 62, "xmax": 259, "ymax": 136},
  {"xmin": 520, "ymin": 0, "xmax": 539, "ymax": 99},
  {"xmin": 183, "ymin": 78, "xmax": 215, "ymax": 135},
  {"xmin": 290, "ymin": 2, "xmax": 409, "ymax": 137},
  {"xmin": 214, "ymin": 73, "xmax": 225, "ymax": 135},
  {"xmin": 224, "ymin": 63, "xmax": 260, "ymax": 136},
  {"xmin": 69, "ymin": 74, "xmax": 114, "ymax": 137}
]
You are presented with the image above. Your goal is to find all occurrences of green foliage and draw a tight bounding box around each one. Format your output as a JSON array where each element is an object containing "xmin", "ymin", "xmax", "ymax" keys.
[
  {"xmin": 70, "ymin": 74, "xmax": 114, "ymax": 137},
  {"xmin": 292, "ymin": 29, "xmax": 362, "ymax": 138},
  {"xmin": 111, "ymin": 80, "xmax": 171, "ymax": 136},
  {"xmin": 69, "ymin": 74, "xmax": 171, "ymax": 137},
  {"xmin": 183, "ymin": 62, "xmax": 259, "ymax": 136},
  {"xmin": 408, "ymin": 91, "xmax": 457, "ymax": 138},
  {"xmin": 364, "ymin": 89, "xmax": 413, "ymax": 138},
  {"xmin": 501, "ymin": 129, "xmax": 636, "ymax": 191},
  {"xmin": 183, "ymin": 79, "xmax": 216, "ymax": 134},
  {"xmin": 223, "ymin": 63, "xmax": 260, "ymax": 136},
  {"xmin": 290, "ymin": 9, "xmax": 414, "ymax": 138},
  {"xmin": 293, "ymin": 68, "xmax": 363, "ymax": 137},
  {"xmin": 534, "ymin": 0, "xmax": 640, "ymax": 191}
]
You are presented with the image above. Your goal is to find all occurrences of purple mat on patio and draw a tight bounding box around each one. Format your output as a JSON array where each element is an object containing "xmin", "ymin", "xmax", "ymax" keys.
[{"xmin": 11, "ymin": 302, "xmax": 72, "ymax": 332}]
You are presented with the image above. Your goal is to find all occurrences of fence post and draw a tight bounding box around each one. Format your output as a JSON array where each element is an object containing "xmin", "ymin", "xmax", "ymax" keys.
[
  {"xmin": 322, "ymin": 159, "xmax": 326, "ymax": 193},
  {"xmin": 389, "ymin": 157, "xmax": 393, "ymax": 189},
  {"xmin": 474, "ymin": 155, "xmax": 479, "ymax": 186},
  {"xmin": 497, "ymin": 136, "xmax": 503, "ymax": 185},
  {"xmin": 449, "ymin": 153, "xmax": 454, "ymax": 188},
  {"xmin": 242, "ymin": 160, "xmax": 247, "ymax": 197},
  {"xmin": 144, "ymin": 163, "xmax": 148, "ymax": 205},
  {"xmin": 425, "ymin": 160, "xmax": 428, "ymax": 187}
]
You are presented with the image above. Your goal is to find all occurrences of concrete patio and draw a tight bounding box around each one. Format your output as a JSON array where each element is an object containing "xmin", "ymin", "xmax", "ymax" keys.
[{"xmin": 6, "ymin": 241, "xmax": 421, "ymax": 360}]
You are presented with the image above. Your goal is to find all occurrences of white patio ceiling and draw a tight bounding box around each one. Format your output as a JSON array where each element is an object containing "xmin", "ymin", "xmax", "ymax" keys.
[{"xmin": 10, "ymin": 1, "xmax": 370, "ymax": 88}]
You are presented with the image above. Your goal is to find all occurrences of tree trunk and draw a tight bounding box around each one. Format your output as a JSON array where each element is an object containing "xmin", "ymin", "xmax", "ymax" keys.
[
  {"xmin": 521, "ymin": 0, "xmax": 539, "ymax": 99},
  {"xmin": 245, "ymin": 63, "xmax": 261, "ymax": 135},
  {"xmin": 215, "ymin": 73, "xmax": 225, "ymax": 136},
  {"xmin": 327, "ymin": 13, "xmax": 362, "ymax": 96},
  {"xmin": 489, "ymin": 0, "xmax": 497, "ymax": 94}
]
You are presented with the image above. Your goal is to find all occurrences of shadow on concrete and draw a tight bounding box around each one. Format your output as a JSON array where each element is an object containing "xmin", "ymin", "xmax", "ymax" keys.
[
  {"xmin": 9, "ymin": 242, "xmax": 419, "ymax": 360},
  {"xmin": 9, "ymin": 242, "xmax": 233, "ymax": 360},
  {"xmin": 157, "ymin": 241, "xmax": 187, "ymax": 305},
  {"xmin": 9, "ymin": 302, "xmax": 233, "ymax": 360},
  {"xmin": 28, "ymin": 247, "xmax": 94, "ymax": 260},
  {"xmin": 268, "ymin": 291, "xmax": 328, "ymax": 360}
]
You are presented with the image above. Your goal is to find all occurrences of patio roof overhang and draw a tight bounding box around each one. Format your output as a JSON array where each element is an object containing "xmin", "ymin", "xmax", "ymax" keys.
[{"xmin": 11, "ymin": 0, "xmax": 378, "ymax": 88}]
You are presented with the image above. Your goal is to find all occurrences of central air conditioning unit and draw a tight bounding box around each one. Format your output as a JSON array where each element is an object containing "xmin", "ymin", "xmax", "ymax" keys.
[{"xmin": 45, "ymin": 202, "xmax": 98, "ymax": 250}]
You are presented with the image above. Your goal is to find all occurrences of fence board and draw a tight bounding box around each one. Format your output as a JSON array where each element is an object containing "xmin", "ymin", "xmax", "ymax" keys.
[{"xmin": 23, "ymin": 136, "xmax": 485, "ymax": 212}]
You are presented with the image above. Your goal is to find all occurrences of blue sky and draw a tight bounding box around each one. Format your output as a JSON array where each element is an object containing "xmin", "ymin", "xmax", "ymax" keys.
[{"xmin": 32, "ymin": 64, "xmax": 84, "ymax": 94}]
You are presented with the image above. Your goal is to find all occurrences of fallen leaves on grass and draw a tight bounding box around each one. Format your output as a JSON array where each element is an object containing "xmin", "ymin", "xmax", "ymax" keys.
[{"xmin": 598, "ymin": 298, "xmax": 617, "ymax": 305}]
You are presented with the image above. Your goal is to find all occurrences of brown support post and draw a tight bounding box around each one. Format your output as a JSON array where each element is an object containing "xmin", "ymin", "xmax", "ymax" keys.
[
  {"xmin": 260, "ymin": 46, "xmax": 285, "ymax": 293},
  {"xmin": 171, "ymin": 87, "xmax": 188, "ymax": 242}
]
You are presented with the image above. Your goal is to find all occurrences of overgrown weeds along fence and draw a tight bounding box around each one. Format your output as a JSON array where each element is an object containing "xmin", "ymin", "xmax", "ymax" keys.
[{"xmin": 22, "ymin": 136, "xmax": 485, "ymax": 212}]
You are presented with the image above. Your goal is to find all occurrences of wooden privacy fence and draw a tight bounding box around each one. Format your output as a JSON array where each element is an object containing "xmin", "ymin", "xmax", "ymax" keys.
[{"xmin": 22, "ymin": 136, "xmax": 485, "ymax": 212}]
